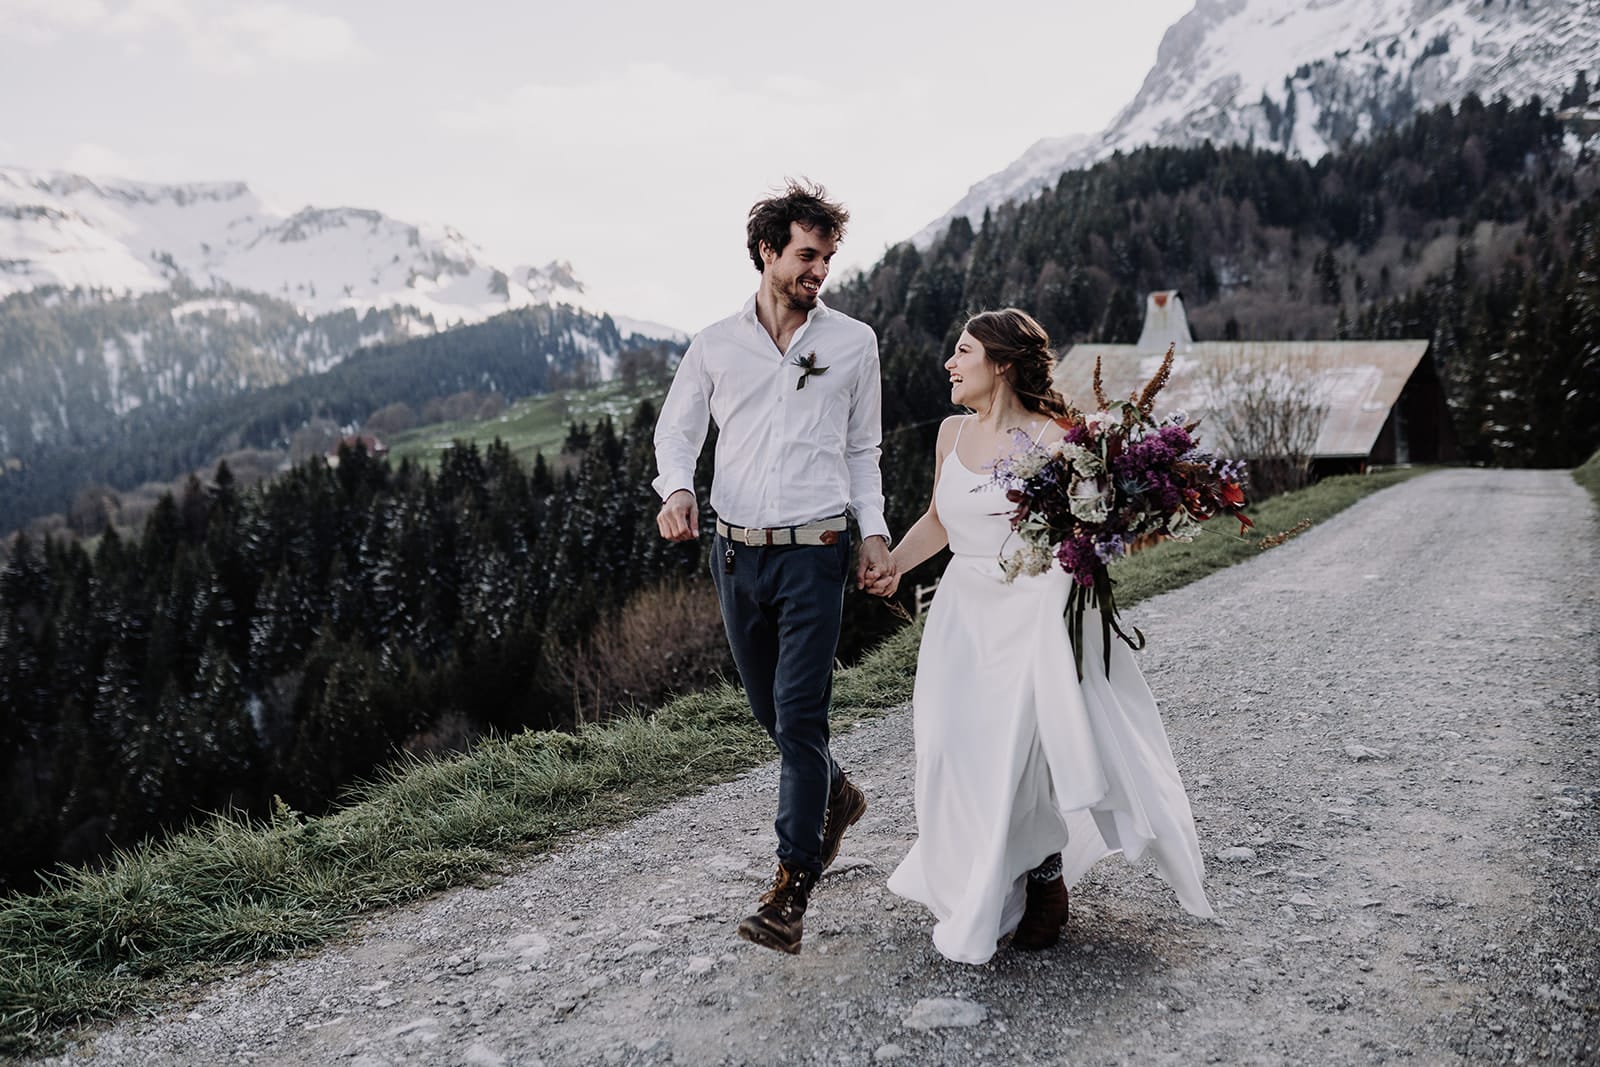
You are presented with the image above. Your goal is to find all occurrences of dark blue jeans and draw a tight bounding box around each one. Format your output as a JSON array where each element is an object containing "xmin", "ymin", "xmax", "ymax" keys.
[{"xmin": 709, "ymin": 529, "xmax": 850, "ymax": 876}]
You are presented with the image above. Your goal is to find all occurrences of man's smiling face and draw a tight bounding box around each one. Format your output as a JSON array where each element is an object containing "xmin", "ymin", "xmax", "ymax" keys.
[{"xmin": 762, "ymin": 221, "xmax": 837, "ymax": 311}]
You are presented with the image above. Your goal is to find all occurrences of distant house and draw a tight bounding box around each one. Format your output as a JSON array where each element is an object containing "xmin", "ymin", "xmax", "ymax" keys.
[
  {"xmin": 325, "ymin": 434, "xmax": 389, "ymax": 468},
  {"xmin": 1055, "ymin": 291, "xmax": 1457, "ymax": 473}
]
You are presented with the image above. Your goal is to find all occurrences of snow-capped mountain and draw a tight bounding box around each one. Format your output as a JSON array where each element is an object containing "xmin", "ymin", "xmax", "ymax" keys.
[
  {"xmin": 0, "ymin": 166, "xmax": 678, "ymax": 339},
  {"xmin": 918, "ymin": 0, "xmax": 1597, "ymax": 244},
  {"xmin": 0, "ymin": 167, "xmax": 690, "ymax": 460}
]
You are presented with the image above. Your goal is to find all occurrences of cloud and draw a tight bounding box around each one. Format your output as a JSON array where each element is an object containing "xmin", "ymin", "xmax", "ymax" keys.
[
  {"xmin": 0, "ymin": 0, "xmax": 110, "ymax": 42},
  {"xmin": 432, "ymin": 62, "xmax": 962, "ymax": 326},
  {"xmin": 220, "ymin": 4, "xmax": 365, "ymax": 66},
  {"xmin": 61, "ymin": 142, "xmax": 141, "ymax": 177},
  {"xmin": 0, "ymin": 0, "xmax": 364, "ymax": 72},
  {"xmin": 438, "ymin": 63, "xmax": 781, "ymax": 150}
]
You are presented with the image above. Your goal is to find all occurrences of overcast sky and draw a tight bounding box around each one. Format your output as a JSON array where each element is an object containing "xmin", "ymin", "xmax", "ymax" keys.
[{"xmin": 1, "ymin": 0, "xmax": 1193, "ymax": 330}]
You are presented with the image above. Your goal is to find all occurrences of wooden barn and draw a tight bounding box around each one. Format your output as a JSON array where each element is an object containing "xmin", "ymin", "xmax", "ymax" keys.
[{"xmin": 1056, "ymin": 292, "xmax": 1457, "ymax": 475}]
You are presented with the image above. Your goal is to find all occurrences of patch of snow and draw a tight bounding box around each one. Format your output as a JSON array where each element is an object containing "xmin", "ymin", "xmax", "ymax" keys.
[
  {"xmin": 916, "ymin": 0, "xmax": 1597, "ymax": 245},
  {"xmin": 170, "ymin": 297, "xmax": 261, "ymax": 323},
  {"xmin": 0, "ymin": 166, "xmax": 671, "ymax": 362}
]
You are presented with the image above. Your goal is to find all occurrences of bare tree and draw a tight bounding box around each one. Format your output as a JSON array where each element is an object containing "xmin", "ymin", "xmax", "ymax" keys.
[
  {"xmin": 548, "ymin": 580, "xmax": 732, "ymax": 726},
  {"xmin": 363, "ymin": 402, "xmax": 417, "ymax": 438},
  {"xmin": 1200, "ymin": 350, "xmax": 1330, "ymax": 498},
  {"xmin": 289, "ymin": 417, "xmax": 341, "ymax": 464},
  {"xmin": 421, "ymin": 390, "xmax": 501, "ymax": 425},
  {"xmin": 68, "ymin": 484, "xmax": 120, "ymax": 537}
]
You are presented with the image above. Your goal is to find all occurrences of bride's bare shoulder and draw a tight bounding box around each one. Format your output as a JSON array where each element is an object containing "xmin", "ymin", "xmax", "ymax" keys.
[
  {"xmin": 1035, "ymin": 417, "xmax": 1070, "ymax": 447},
  {"xmin": 935, "ymin": 414, "xmax": 967, "ymax": 455}
]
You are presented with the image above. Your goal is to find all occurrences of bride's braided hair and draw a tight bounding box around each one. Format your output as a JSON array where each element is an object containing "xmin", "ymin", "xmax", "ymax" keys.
[{"xmin": 963, "ymin": 308, "xmax": 1071, "ymax": 419}]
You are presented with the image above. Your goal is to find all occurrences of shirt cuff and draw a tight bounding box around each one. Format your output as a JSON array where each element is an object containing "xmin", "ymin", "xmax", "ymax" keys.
[
  {"xmin": 853, "ymin": 510, "xmax": 892, "ymax": 546},
  {"xmin": 651, "ymin": 471, "xmax": 695, "ymax": 502}
]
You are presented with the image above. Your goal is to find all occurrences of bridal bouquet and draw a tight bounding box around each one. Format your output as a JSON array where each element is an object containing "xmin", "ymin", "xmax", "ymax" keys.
[{"xmin": 990, "ymin": 344, "xmax": 1252, "ymax": 678}]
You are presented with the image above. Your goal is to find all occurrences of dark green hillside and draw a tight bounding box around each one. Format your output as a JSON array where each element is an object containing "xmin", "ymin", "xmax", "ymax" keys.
[
  {"xmin": 0, "ymin": 303, "xmax": 675, "ymax": 532},
  {"xmin": 0, "ymin": 399, "xmax": 717, "ymax": 893},
  {"xmin": 827, "ymin": 92, "xmax": 1600, "ymax": 541},
  {"xmin": 0, "ymin": 285, "xmax": 415, "ymax": 460}
]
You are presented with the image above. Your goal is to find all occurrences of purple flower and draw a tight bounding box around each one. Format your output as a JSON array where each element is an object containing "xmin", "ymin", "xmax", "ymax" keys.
[
  {"xmin": 1158, "ymin": 424, "xmax": 1194, "ymax": 451},
  {"xmin": 1055, "ymin": 534, "xmax": 1101, "ymax": 587},
  {"xmin": 1093, "ymin": 534, "xmax": 1127, "ymax": 564}
]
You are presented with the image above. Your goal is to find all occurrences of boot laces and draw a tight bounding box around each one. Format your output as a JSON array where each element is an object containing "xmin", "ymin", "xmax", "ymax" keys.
[{"xmin": 759, "ymin": 866, "xmax": 810, "ymax": 915}]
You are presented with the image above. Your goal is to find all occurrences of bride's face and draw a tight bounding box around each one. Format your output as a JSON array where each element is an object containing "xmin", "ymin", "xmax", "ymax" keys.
[{"xmin": 945, "ymin": 331, "xmax": 1003, "ymax": 408}]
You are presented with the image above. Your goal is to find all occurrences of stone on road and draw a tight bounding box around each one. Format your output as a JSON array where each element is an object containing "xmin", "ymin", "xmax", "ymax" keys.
[{"xmin": 901, "ymin": 997, "xmax": 988, "ymax": 1030}]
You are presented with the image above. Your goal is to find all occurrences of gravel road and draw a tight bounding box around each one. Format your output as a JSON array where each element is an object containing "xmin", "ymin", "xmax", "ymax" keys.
[{"xmin": 36, "ymin": 468, "xmax": 1600, "ymax": 1066}]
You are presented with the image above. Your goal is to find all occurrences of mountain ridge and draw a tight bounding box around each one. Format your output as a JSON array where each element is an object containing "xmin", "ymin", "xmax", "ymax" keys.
[
  {"xmin": 916, "ymin": 0, "xmax": 1597, "ymax": 245},
  {"xmin": 0, "ymin": 164, "xmax": 685, "ymax": 343}
]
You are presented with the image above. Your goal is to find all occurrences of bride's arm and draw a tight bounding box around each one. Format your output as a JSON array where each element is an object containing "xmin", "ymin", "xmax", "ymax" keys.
[{"xmin": 869, "ymin": 416, "xmax": 961, "ymax": 597}]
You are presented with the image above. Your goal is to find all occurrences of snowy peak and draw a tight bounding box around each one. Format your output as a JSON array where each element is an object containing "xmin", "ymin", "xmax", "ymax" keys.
[
  {"xmin": 1111, "ymin": 0, "xmax": 1592, "ymax": 162},
  {"xmin": 918, "ymin": 0, "xmax": 1596, "ymax": 244},
  {"xmin": 917, "ymin": 133, "xmax": 1094, "ymax": 247},
  {"xmin": 0, "ymin": 166, "xmax": 595, "ymax": 329}
]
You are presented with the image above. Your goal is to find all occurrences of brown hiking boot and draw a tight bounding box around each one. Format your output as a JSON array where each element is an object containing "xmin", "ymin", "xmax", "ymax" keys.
[
  {"xmin": 1012, "ymin": 874, "xmax": 1069, "ymax": 951},
  {"xmin": 820, "ymin": 773, "xmax": 868, "ymax": 871},
  {"xmin": 737, "ymin": 863, "xmax": 816, "ymax": 955}
]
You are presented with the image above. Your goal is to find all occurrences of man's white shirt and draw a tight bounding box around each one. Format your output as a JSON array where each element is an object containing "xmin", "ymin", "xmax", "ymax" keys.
[{"xmin": 652, "ymin": 295, "xmax": 890, "ymax": 542}]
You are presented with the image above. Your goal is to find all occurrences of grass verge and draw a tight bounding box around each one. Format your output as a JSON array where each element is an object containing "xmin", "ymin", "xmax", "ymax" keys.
[
  {"xmin": 1574, "ymin": 448, "xmax": 1600, "ymax": 509},
  {"xmin": 0, "ymin": 466, "xmax": 1425, "ymax": 1057},
  {"xmin": 384, "ymin": 380, "xmax": 664, "ymax": 471}
]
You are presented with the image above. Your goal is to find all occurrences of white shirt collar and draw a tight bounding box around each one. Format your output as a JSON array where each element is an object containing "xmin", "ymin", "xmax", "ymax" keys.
[{"xmin": 738, "ymin": 293, "xmax": 831, "ymax": 325}]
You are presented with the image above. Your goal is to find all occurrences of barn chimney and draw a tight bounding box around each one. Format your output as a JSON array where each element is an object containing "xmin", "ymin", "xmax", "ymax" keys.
[{"xmin": 1136, "ymin": 290, "xmax": 1193, "ymax": 352}]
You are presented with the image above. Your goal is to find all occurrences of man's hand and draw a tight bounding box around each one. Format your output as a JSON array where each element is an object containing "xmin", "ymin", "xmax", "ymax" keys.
[
  {"xmin": 656, "ymin": 489, "xmax": 699, "ymax": 542},
  {"xmin": 856, "ymin": 535, "xmax": 895, "ymax": 592}
]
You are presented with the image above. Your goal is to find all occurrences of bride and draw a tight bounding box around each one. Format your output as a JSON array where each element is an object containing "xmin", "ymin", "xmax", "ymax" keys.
[{"xmin": 867, "ymin": 308, "xmax": 1214, "ymax": 965}]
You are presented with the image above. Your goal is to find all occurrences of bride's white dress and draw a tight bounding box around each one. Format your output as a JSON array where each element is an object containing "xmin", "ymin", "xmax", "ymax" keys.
[{"xmin": 886, "ymin": 419, "xmax": 1214, "ymax": 964}]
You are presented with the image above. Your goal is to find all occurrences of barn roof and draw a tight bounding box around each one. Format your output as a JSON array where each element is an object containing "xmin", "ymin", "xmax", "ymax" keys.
[{"xmin": 1054, "ymin": 340, "xmax": 1432, "ymax": 459}]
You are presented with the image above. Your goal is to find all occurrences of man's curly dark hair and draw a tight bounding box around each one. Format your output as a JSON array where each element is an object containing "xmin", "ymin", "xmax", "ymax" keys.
[{"xmin": 746, "ymin": 179, "xmax": 849, "ymax": 273}]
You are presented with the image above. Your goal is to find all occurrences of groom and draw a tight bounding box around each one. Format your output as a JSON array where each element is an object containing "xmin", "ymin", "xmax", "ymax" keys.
[{"xmin": 653, "ymin": 180, "xmax": 893, "ymax": 955}]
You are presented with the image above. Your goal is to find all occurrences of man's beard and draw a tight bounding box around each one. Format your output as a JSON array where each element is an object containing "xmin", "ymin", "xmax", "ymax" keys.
[{"xmin": 783, "ymin": 279, "xmax": 819, "ymax": 310}]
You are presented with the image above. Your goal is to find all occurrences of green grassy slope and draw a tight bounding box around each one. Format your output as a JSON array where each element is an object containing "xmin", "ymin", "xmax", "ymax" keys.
[{"xmin": 385, "ymin": 380, "xmax": 664, "ymax": 470}]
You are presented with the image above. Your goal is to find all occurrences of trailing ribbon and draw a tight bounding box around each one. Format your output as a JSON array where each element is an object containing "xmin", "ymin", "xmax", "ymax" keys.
[{"xmin": 1064, "ymin": 572, "xmax": 1146, "ymax": 681}]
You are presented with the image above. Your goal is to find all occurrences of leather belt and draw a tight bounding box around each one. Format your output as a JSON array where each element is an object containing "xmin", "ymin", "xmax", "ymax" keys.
[{"xmin": 715, "ymin": 515, "xmax": 848, "ymax": 547}]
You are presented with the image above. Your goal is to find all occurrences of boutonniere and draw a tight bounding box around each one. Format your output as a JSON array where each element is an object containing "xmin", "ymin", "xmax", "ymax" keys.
[{"xmin": 793, "ymin": 350, "xmax": 829, "ymax": 390}]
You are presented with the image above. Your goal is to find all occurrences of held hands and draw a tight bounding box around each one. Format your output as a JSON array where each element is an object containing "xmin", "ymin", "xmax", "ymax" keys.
[
  {"xmin": 656, "ymin": 489, "xmax": 699, "ymax": 542},
  {"xmin": 857, "ymin": 536, "xmax": 900, "ymax": 597}
]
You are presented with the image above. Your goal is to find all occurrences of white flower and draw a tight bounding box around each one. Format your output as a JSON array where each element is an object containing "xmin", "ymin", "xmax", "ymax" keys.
[
  {"xmin": 1001, "ymin": 555, "xmax": 1019, "ymax": 581},
  {"xmin": 1009, "ymin": 450, "xmax": 1050, "ymax": 479},
  {"xmin": 1068, "ymin": 476, "xmax": 1112, "ymax": 524},
  {"xmin": 1166, "ymin": 508, "xmax": 1202, "ymax": 543},
  {"xmin": 1058, "ymin": 442, "xmax": 1101, "ymax": 476},
  {"xmin": 1084, "ymin": 410, "xmax": 1116, "ymax": 434}
]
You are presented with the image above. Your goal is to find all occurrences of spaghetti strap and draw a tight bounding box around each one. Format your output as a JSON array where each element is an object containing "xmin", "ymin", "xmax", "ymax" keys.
[
  {"xmin": 953, "ymin": 414, "xmax": 973, "ymax": 449},
  {"xmin": 1031, "ymin": 418, "xmax": 1053, "ymax": 444}
]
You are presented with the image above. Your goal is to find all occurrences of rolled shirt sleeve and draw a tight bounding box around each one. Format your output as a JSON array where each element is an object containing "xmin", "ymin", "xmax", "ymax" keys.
[
  {"xmin": 845, "ymin": 333, "xmax": 891, "ymax": 544},
  {"xmin": 651, "ymin": 339, "xmax": 710, "ymax": 502}
]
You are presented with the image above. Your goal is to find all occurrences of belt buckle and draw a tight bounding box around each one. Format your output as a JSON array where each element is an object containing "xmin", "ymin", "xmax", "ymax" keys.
[{"xmin": 743, "ymin": 527, "xmax": 765, "ymax": 547}]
